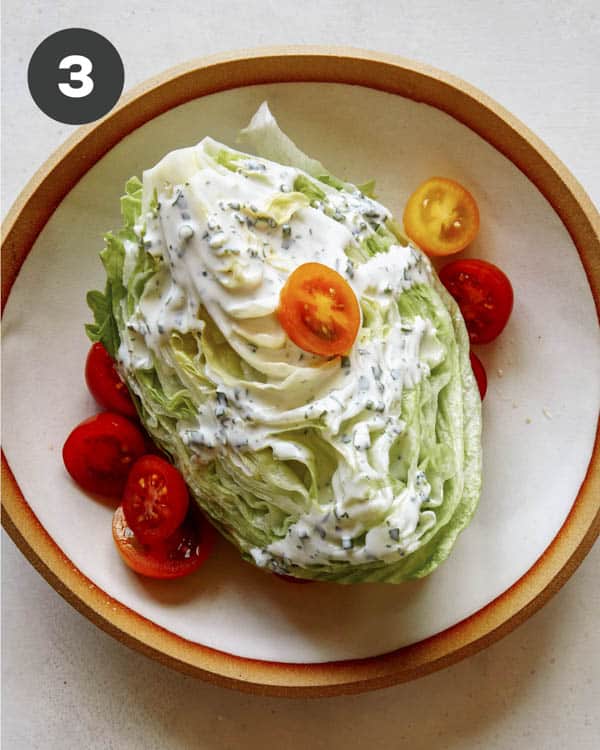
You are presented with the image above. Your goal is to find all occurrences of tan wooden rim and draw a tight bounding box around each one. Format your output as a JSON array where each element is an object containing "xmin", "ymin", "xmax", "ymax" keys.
[{"xmin": 2, "ymin": 46, "xmax": 599, "ymax": 697}]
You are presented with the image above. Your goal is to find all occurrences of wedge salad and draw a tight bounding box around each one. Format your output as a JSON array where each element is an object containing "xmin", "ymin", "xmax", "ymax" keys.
[{"xmin": 67, "ymin": 103, "xmax": 496, "ymax": 584}]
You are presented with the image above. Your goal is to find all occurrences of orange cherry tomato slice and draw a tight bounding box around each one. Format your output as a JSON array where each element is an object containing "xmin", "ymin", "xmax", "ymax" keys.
[
  {"xmin": 112, "ymin": 505, "xmax": 215, "ymax": 580},
  {"xmin": 403, "ymin": 177, "xmax": 480, "ymax": 256},
  {"xmin": 277, "ymin": 262, "xmax": 360, "ymax": 357}
]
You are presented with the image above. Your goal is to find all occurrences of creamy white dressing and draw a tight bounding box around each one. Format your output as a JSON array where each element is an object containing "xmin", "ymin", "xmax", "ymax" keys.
[{"xmin": 119, "ymin": 138, "xmax": 446, "ymax": 569}]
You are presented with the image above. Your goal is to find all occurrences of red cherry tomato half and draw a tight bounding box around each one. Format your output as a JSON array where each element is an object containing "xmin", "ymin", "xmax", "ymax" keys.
[
  {"xmin": 63, "ymin": 413, "xmax": 146, "ymax": 498},
  {"xmin": 470, "ymin": 352, "xmax": 488, "ymax": 400},
  {"xmin": 122, "ymin": 455, "xmax": 189, "ymax": 545},
  {"xmin": 85, "ymin": 342, "xmax": 137, "ymax": 418},
  {"xmin": 439, "ymin": 259, "xmax": 514, "ymax": 344},
  {"xmin": 112, "ymin": 505, "xmax": 215, "ymax": 579}
]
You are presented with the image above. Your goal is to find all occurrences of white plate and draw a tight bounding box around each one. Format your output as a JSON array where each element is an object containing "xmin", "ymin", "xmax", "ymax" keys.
[{"xmin": 2, "ymin": 51, "xmax": 599, "ymax": 692}]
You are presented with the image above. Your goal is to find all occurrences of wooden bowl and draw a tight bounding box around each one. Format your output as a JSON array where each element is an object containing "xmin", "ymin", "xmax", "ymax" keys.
[{"xmin": 2, "ymin": 47, "xmax": 599, "ymax": 696}]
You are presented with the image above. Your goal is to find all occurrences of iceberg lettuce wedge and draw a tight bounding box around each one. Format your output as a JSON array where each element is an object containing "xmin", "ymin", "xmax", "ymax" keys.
[{"xmin": 87, "ymin": 103, "xmax": 481, "ymax": 583}]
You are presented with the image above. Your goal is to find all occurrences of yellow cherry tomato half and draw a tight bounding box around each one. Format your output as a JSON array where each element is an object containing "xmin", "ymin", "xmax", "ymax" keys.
[
  {"xmin": 403, "ymin": 177, "xmax": 480, "ymax": 256},
  {"xmin": 277, "ymin": 262, "xmax": 361, "ymax": 357}
]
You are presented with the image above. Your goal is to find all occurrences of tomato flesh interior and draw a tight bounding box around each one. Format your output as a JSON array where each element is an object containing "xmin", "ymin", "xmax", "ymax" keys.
[
  {"xmin": 298, "ymin": 280, "xmax": 348, "ymax": 341},
  {"xmin": 423, "ymin": 188, "xmax": 467, "ymax": 239},
  {"xmin": 122, "ymin": 455, "xmax": 189, "ymax": 545},
  {"xmin": 85, "ymin": 434, "xmax": 136, "ymax": 477},
  {"xmin": 439, "ymin": 259, "xmax": 514, "ymax": 344}
]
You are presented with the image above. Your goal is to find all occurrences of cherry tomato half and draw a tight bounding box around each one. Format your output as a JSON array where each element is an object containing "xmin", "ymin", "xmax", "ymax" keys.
[
  {"xmin": 63, "ymin": 413, "xmax": 146, "ymax": 498},
  {"xmin": 122, "ymin": 455, "xmax": 189, "ymax": 545},
  {"xmin": 85, "ymin": 342, "xmax": 137, "ymax": 418},
  {"xmin": 277, "ymin": 262, "xmax": 361, "ymax": 357},
  {"xmin": 470, "ymin": 352, "xmax": 488, "ymax": 400},
  {"xmin": 403, "ymin": 177, "xmax": 480, "ymax": 256},
  {"xmin": 112, "ymin": 505, "xmax": 215, "ymax": 579},
  {"xmin": 440, "ymin": 258, "xmax": 514, "ymax": 344}
]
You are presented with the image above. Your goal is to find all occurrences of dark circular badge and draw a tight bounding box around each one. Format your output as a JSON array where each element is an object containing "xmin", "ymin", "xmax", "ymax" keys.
[{"xmin": 28, "ymin": 28, "xmax": 124, "ymax": 125}]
